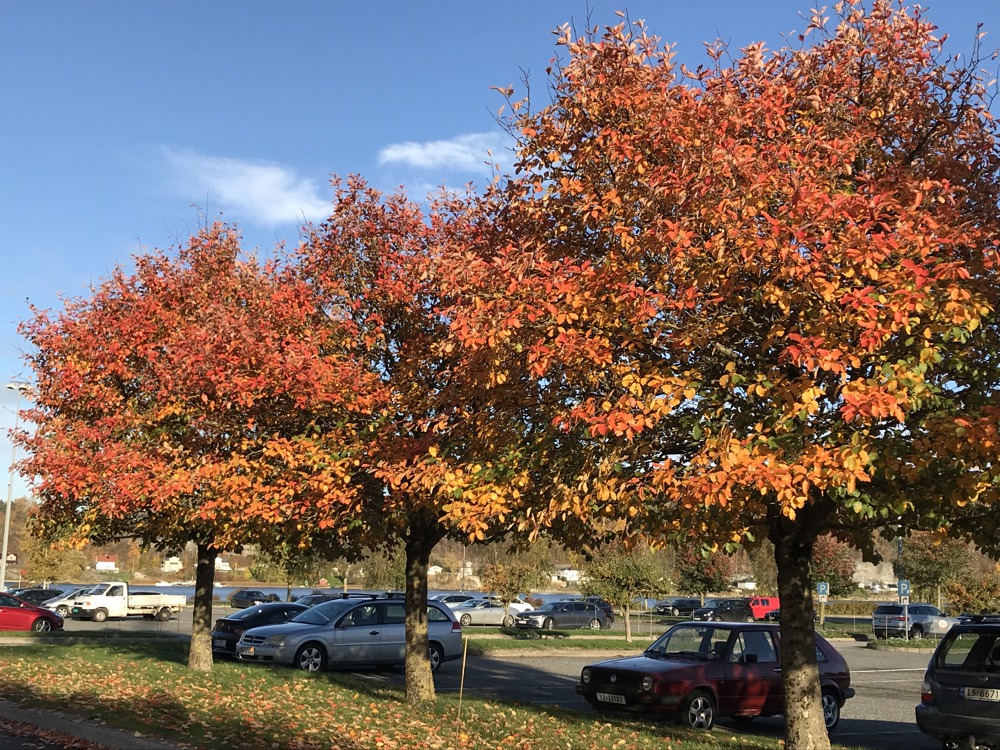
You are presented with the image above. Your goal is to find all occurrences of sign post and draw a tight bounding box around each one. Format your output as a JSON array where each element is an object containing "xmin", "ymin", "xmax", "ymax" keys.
[
  {"xmin": 898, "ymin": 580, "xmax": 911, "ymax": 638},
  {"xmin": 817, "ymin": 582, "xmax": 829, "ymax": 626}
]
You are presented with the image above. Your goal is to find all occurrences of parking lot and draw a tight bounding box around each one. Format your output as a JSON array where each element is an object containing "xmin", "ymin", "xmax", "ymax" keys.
[{"xmin": 44, "ymin": 606, "xmax": 947, "ymax": 750}]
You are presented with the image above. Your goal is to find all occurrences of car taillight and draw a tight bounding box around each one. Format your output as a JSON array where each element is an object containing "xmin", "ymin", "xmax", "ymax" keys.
[
  {"xmin": 451, "ymin": 621, "xmax": 462, "ymax": 632},
  {"xmin": 921, "ymin": 678, "xmax": 934, "ymax": 704}
]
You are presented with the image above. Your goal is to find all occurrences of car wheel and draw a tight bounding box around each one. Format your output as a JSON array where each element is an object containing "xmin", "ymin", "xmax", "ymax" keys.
[
  {"xmin": 156, "ymin": 607, "xmax": 172, "ymax": 622},
  {"xmin": 295, "ymin": 643, "xmax": 326, "ymax": 672},
  {"xmin": 678, "ymin": 690, "xmax": 715, "ymax": 730},
  {"xmin": 31, "ymin": 618, "xmax": 52, "ymax": 632},
  {"xmin": 428, "ymin": 642, "xmax": 443, "ymax": 672},
  {"xmin": 92, "ymin": 608, "xmax": 108, "ymax": 623},
  {"xmin": 909, "ymin": 625, "xmax": 924, "ymax": 640},
  {"xmin": 745, "ymin": 615, "xmax": 755, "ymax": 623},
  {"xmin": 588, "ymin": 618, "xmax": 602, "ymax": 631},
  {"xmin": 55, "ymin": 605, "xmax": 69, "ymax": 617},
  {"xmin": 543, "ymin": 617, "xmax": 555, "ymax": 630},
  {"xmin": 821, "ymin": 688, "xmax": 841, "ymax": 731},
  {"xmin": 460, "ymin": 613, "xmax": 472, "ymax": 626},
  {"xmin": 671, "ymin": 607, "xmax": 680, "ymax": 616},
  {"xmin": 502, "ymin": 614, "xmax": 515, "ymax": 627}
]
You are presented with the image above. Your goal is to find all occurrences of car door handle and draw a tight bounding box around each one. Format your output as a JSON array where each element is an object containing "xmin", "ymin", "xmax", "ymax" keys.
[
  {"xmin": 369, "ymin": 630, "xmax": 380, "ymax": 636},
  {"xmin": 773, "ymin": 668, "xmax": 782, "ymax": 673}
]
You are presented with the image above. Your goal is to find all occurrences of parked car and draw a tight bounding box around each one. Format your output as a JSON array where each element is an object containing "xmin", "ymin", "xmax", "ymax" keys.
[
  {"xmin": 656, "ymin": 597, "xmax": 702, "ymax": 617},
  {"xmin": 212, "ymin": 601, "xmax": 309, "ymax": 658},
  {"xmin": 236, "ymin": 596, "xmax": 462, "ymax": 672},
  {"xmin": 8, "ymin": 588, "xmax": 64, "ymax": 606},
  {"xmin": 452, "ymin": 598, "xmax": 530, "ymax": 627},
  {"xmin": 762, "ymin": 608, "xmax": 819, "ymax": 623},
  {"xmin": 576, "ymin": 621, "xmax": 854, "ymax": 730},
  {"xmin": 0, "ymin": 592, "xmax": 65, "ymax": 632},
  {"xmin": 691, "ymin": 598, "xmax": 755, "ymax": 622},
  {"xmin": 487, "ymin": 596, "xmax": 535, "ymax": 614},
  {"xmin": 515, "ymin": 600, "xmax": 609, "ymax": 630},
  {"xmin": 871, "ymin": 602, "xmax": 959, "ymax": 639},
  {"xmin": 293, "ymin": 592, "xmax": 345, "ymax": 607},
  {"xmin": 42, "ymin": 587, "xmax": 95, "ymax": 617},
  {"xmin": 579, "ymin": 596, "xmax": 615, "ymax": 625},
  {"xmin": 229, "ymin": 589, "xmax": 279, "ymax": 609},
  {"xmin": 431, "ymin": 593, "xmax": 478, "ymax": 609},
  {"xmin": 915, "ymin": 614, "xmax": 1000, "ymax": 748},
  {"xmin": 746, "ymin": 596, "xmax": 780, "ymax": 620}
]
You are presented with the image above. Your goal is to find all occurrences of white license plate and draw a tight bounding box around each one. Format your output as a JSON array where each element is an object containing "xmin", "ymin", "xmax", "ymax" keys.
[
  {"xmin": 237, "ymin": 645, "xmax": 255, "ymax": 656},
  {"xmin": 213, "ymin": 639, "xmax": 228, "ymax": 648},
  {"xmin": 962, "ymin": 687, "xmax": 1000, "ymax": 701},
  {"xmin": 596, "ymin": 692, "xmax": 626, "ymax": 704}
]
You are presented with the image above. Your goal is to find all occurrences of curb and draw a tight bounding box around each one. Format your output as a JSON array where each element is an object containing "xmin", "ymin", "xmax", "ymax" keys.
[{"xmin": 0, "ymin": 700, "xmax": 187, "ymax": 750}]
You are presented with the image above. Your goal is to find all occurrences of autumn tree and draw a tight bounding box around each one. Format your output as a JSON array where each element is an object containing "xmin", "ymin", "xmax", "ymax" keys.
[
  {"xmin": 444, "ymin": 3, "xmax": 1000, "ymax": 746},
  {"xmin": 480, "ymin": 560, "xmax": 544, "ymax": 621},
  {"xmin": 582, "ymin": 546, "xmax": 666, "ymax": 641},
  {"xmin": 17, "ymin": 224, "xmax": 369, "ymax": 671},
  {"xmin": 810, "ymin": 535, "xmax": 859, "ymax": 598},
  {"xmin": 676, "ymin": 548, "xmax": 735, "ymax": 599},
  {"xmin": 894, "ymin": 531, "xmax": 978, "ymax": 603}
]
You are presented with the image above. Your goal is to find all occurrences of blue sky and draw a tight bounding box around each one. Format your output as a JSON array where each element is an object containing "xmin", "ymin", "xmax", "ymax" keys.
[{"xmin": 1, "ymin": 0, "xmax": 998, "ymax": 499}]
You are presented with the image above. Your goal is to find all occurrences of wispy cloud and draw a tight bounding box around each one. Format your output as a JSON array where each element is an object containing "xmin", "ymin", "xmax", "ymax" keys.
[
  {"xmin": 161, "ymin": 148, "xmax": 329, "ymax": 226},
  {"xmin": 377, "ymin": 132, "xmax": 513, "ymax": 174}
]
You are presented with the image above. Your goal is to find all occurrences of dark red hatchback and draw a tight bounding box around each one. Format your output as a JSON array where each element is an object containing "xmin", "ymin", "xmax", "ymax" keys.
[{"xmin": 577, "ymin": 621, "xmax": 853, "ymax": 731}]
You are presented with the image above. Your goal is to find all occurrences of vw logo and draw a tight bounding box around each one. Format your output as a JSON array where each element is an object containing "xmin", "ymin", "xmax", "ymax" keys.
[
  {"xmin": 977, "ymin": 675, "xmax": 989, "ymax": 682},
  {"xmin": 610, "ymin": 675, "xmax": 617, "ymax": 683}
]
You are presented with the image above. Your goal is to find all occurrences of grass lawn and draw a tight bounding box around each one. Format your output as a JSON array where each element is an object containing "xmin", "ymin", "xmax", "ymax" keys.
[{"xmin": 0, "ymin": 640, "xmax": 868, "ymax": 750}]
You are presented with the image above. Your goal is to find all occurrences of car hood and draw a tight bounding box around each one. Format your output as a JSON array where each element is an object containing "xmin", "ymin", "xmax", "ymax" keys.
[{"xmin": 589, "ymin": 653, "xmax": 711, "ymax": 675}]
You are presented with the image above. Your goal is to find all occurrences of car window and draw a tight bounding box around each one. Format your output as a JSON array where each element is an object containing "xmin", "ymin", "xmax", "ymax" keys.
[
  {"xmin": 939, "ymin": 631, "xmax": 1000, "ymax": 671},
  {"xmin": 729, "ymin": 630, "xmax": 778, "ymax": 663},
  {"xmin": 291, "ymin": 600, "xmax": 351, "ymax": 625},
  {"xmin": 427, "ymin": 605, "xmax": 452, "ymax": 622},
  {"xmin": 0, "ymin": 593, "xmax": 21, "ymax": 607}
]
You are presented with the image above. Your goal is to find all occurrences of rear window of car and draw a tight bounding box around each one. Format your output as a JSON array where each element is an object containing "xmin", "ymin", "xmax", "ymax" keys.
[
  {"xmin": 874, "ymin": 605, "xmax": 903, "ymax": 615},
  {"xmin": 938, "ymin": 631, "xmax": 1000, "ymax": 670}
]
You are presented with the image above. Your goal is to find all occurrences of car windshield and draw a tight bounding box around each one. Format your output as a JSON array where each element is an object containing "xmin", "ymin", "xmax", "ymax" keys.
[
  {"xmin": 229, "ymin": 604, "xmax": 280, "ymax": 621},
  {"xmin": 646, "ymin": 624, "xmax": 733, "ymax": 659},
  {"xmin": 532, "ymin": 603, "xmax": 560, "ymax": 613},
  {"xmin": 936, "ymin": 630, "xmax": 1000, "ymax": 671},
  {"xmin": 700, "ymin": 600, "xmax": 722, "ymax": 609},
  {"xmin": 289, "ymin": 600, "xmax": 352, "ymax": 625}
]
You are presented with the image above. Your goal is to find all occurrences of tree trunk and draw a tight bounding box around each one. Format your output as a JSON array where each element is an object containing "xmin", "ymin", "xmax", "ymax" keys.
[
  {"xmin": 772, "ymin": 518, "xmax": 829, "ymax": 750},
  {"xmin": 187, "ymin": 543, "xmax": 217, "ymax": 672},
  {"xmin": 403, "ymin": 514, "xmax": 445, "ymax": 704}
]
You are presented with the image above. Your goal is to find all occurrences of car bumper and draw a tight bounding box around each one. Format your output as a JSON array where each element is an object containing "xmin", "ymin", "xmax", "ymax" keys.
[
  {"xmin": 916, "ymin": 703, "xmax": 1000, "ymax": 745},
  {"xmin": 235, "ymin": 643, "xmax": 285, "ymax": 664},
  {"xmin": 576, "ymin": 684, "xmax": 682, "ymax": 715}
]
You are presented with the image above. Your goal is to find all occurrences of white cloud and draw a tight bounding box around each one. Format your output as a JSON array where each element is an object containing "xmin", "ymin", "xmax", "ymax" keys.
[
  {"xmin": 161, "ymin": 148, "xmax": 329, "ymax": 227},
  {"xmin": 377, "ymin": 132, "xmax": 513, "ymax": 174}
]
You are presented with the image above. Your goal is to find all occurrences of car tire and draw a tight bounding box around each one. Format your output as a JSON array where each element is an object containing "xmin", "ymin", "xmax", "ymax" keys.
[
  {"xmin": 31, "ymin": 618, "xmax": 52, "ymax": 632},
  {"xmin": 678, "ymin": 690, "xmax": 715, "ymax": 730},
  {"xmin": 821, "ymin": 688, "xmax": 841, "ymax": 731},
  {"xmin": 671, "ymin": 607, "xmax": 680, "ymax": 616},
  {"xmin": 156, "ymin": 607, "xmax": 172, "ymax": 622},
  {"xmin": 460, "ymin": 613, "xmax": 472, "ymax": 626},
  {"xmin": 588, "ymin": 618, "xmax": 602, "ymax": 631},
  {"xmin": 295, "ymin": 643, "xmax": 327, "ymax": 672},
  {"xmin": 55, "ymin": 605, "xmax": 69, "ymax": 617},
  {"xmin": 92, "ymin": 608, "xmax": 108, "ymax": 623},
  {"xmin": 502, "ymin": 614, "xmax": 515, "ymax": 627},
  {"xmin": 543, "ymin": 617, "xmax": 555, "ymax": 630},
  {"xmin": 909, "ymin": 625, "xmax": 924, "ymax": 640},
  {"xmin": 428, "ymin": 642, "xmax": 443, "ymax": 672},
  {"xmin": 745, "ymin": 615, "xmax": 755, "ymax": 623}
]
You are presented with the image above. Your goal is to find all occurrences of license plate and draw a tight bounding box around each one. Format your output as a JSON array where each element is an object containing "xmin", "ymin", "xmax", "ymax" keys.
[
  {"xmin": 238, "ymin": 645, "xmax": 255, "ymax": 656},
  {"xmin": 596, "ymin": 692, "xmax": 626, "ymax": 704},
  {"xmin": 213, "ymin": 639, "xmax": 228, "ymax": 648},
  {"xmin": 961, "ymin": 687, "xmax": 1000, "ymax": 701}
]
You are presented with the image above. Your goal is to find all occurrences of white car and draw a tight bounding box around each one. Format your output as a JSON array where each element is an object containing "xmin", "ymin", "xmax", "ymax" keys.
[
  {"xmin": 42, "ymin": 586, "xmax": 97, "ymax": 617},
  {"xmin": 451, "ymin": 598, "xmax": 534, "ymax": 627}
]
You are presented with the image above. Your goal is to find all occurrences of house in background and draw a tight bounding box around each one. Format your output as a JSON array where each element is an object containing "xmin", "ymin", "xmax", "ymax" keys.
[
  {"xmin": 95, "ymin": 555, "xmax": 118, "ymax": 573},
  {"xmin": 160, "ymin": 556, "xmax": 183, "ymax": 573},
  {"xmin": 215, "ymin": 558, "xmax": 232, "ymax": 572},
  {"xmin": 428, "ymin": 565, "xmax": 443, "ymax": 577}
]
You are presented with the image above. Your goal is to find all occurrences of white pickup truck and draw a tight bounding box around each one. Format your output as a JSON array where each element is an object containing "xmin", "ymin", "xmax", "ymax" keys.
[{"xmin": 68, "ymin": 582, "xmax": 187, "ymax": 622}]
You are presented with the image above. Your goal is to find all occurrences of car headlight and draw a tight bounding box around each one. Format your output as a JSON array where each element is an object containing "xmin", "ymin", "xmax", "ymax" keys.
[
  {"xmin": 582, "ymin": 668, "xmax": 591, "ymax": 684},
  {"xmin": 264, "ymin": 634, "xmax": 286, "ymax": 646},
  {"xmin": 641, "ymin": 676, "xmax": 654, "ymax": 692},
  {"xmin": 937, "ymin": 619, "xmax": 948, "ymax": 629}
]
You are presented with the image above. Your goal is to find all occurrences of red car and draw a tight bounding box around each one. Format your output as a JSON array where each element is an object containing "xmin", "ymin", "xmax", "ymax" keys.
[
  {"xmin": 0, "ymin": 591, "xmax": 65, "ymax": 632},
  {"xmin": 577, "ymin": 621, "xmax": 853, "ymax": 731}
]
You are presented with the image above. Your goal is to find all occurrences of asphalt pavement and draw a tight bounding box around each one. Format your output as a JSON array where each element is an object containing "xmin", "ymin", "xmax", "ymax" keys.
[{"xmin": 0, "ymin": 701, "xmax": 185, "ymax": 749}]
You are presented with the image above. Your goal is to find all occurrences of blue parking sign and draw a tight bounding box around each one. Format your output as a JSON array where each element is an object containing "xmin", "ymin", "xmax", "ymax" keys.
[
  {"xmin": 898, "ymin": 580, "xmax": 911, "ymax": 597},
  {"xmin": 817, "ymin": 582, "xmax": 829, "ymax": 596}
]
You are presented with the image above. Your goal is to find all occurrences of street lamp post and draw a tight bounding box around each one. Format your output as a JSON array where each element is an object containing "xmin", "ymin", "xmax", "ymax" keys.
[{"xmin": 1, "ymin": 382, "xmax": 31, "ymax": 591}]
